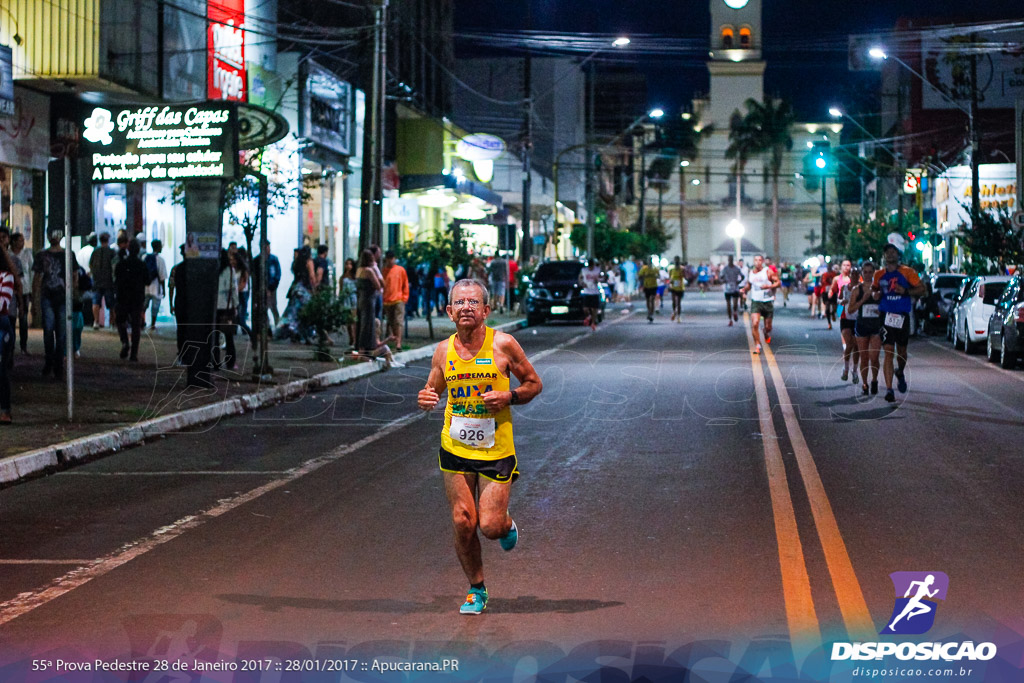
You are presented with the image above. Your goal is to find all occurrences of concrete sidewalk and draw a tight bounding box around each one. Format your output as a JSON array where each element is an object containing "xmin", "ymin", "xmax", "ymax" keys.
[{"xmin": 0, "ymin": 310, "xmax": 524, "ymax": 484}]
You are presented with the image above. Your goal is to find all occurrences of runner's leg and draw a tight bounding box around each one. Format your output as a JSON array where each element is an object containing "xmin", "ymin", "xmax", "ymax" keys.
[
  {"xmin": 882, "ymin": 343, "xmax": 895, "ymax": 391},
  {"xmin": 476, "ymin": 477, "xmax": 513, "ymax": 541},
  {"xmin": 751, "ymin": 311, "xmax": 762, "ymax": 347},
  {"xmin": 443, "ymin": 472, "xmax": 484, "ymax": 584}
]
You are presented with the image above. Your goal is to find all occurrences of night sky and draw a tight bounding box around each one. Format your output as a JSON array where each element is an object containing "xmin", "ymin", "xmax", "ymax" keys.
[{"xmin": 454, "ymin": 0, "xmax": 1023, "ymax": 122}]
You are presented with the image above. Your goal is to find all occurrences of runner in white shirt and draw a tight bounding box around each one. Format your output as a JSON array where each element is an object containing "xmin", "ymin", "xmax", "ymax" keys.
[
  {"xmin": 578, "ymin": 260, "xmax": 602, "ymax": 331},
  {"xmin": 741, "ymin": 254, "xmax": 780, "ymax": 354}
]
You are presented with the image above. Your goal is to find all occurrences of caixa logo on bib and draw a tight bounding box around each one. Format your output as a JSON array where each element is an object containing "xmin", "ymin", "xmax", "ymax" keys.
[{"xmin": 831, "ymin": 571, "xmax": 998, "ymax": 663}]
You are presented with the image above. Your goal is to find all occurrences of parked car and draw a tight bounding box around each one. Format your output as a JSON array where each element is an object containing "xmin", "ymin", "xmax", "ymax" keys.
[
  {"xmin": 953, "ymin": 275, "xmax": 1010, "ymax": 353},
  {"xmin": 920, "ymin": 273, "xmax": 969, "ymax": 333},
  {"xmin": 946, "ymin": 277, "xmax": 973, "ymax": 342},
  {"xmin": 525, "ymin": 260, "xmax": 606, "ymax": 326},
  {"xmin": 985, "ymin": 273, "xmax": 1024, "ymax": 369}
]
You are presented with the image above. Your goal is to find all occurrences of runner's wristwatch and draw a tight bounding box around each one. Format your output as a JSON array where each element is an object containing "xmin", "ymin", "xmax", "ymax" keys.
[{"xmin": 510, "ymin": 389, "xmax": 520, "ymax": 405}]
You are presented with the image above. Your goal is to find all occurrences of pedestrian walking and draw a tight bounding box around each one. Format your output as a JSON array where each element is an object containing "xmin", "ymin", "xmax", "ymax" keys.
[
  {"xmin": 313, "ymin": 245, "xmax": 334, "ymax": 294},
  {"xmin": 417, "ymin": 278, "xmax": 542, "ymax": 615},
  {"xmin": 355, "ymin": 248, "xmax": 383, "ymax": 354},
  {"xmin": 215, "ymin": 249, "xmax": 239, "ymax": 370},
  {"xmin": 89, "ymin": 233, "xmax": 117, "ymax": 329},
  {"xmin": 169, "ymin": 246, "xmax": 188, "ymax": 362},
  {"xmin": 114, "ymin": 239, "xmax": 148, "ymax": 362},
  {"xmin": 579, "ymin": 259, "xmax": 602, "ymax": 330},
  {"xmin": 276, "ymin": 246, "xmax": 315, "ymax": 343},
  {"xmin": 9, "ymin": 232, "xmax": 31, "ymax": 354},
  {"xmin": 382, "ymin": 250, "xmax": 409, "ymax": 350},
  {"xmin": 487, "ymin": 253, "xmax": 508, "ymax": 313},
  {"xmin": 0, "ymin": 239, "xmax": 19, "ymax": 423},
  {"xmin": 251, "ymin": 240, "xmax": 282, "ymax": 328},
  {"xmin": 236, "ymin": 247, "xmax": 251, "ymax": 327},
  {"xmin": 32, "ymin": 231, "xmax": 79, "ymax": 378},
  {"xmin": 339, "ymin": 258, "xmax": 358, "ymax": 349},
  {"xmin": 144, "ymin": 240, "xmax": 168, "ymax": 330}
]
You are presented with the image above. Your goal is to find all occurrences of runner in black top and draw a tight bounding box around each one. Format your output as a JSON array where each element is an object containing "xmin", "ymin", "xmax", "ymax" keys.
[{"xmin": 846, "ymin": 261, "xmax": 882, "ymax": 395}]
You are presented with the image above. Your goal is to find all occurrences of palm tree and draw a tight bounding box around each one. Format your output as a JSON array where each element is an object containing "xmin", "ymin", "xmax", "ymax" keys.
[
  {"xmin": 650, "ymin": 119, "xmax": 704, "ymax": 261},
  {"xmin": 739, "ymin": 96, "xmax": 796, "ymax": 263},
  {"xmin": 726, "ymin": 110, "xmax": 759, "ymax": 245}
]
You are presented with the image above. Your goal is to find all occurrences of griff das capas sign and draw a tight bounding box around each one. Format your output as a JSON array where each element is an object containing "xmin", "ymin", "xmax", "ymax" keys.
[{"xmin": 81, "ymin": 103, "xmax": 238, "ymax": 183}]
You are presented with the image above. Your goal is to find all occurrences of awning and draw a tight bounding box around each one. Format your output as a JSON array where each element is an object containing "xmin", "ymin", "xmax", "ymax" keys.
[{"xmin": 401, "ymin": 174, "xmax": 503, "ymax": 210}]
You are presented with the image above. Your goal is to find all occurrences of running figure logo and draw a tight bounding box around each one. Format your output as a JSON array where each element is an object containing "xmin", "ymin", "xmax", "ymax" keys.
[{"xmin": 880, "ymin": 571, "xmax": 949, "ymax": 635}]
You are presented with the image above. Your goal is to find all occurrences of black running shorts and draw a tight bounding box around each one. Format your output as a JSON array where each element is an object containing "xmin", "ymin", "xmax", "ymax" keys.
[
  {"xmin": 840, "ymin": 317, "xmax": 857, "ymax": 332},
  {"xmin": 439, "ymin": 447, "xmax": 519, "ymax": 484},
  {"xmin": 879, "ymin": 311, "xmax": 911, "ymax": 347}
]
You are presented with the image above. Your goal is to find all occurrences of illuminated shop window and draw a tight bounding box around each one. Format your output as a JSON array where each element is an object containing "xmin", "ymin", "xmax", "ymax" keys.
[
  {"xmin": 721, "ymin": 27, "xmax": 734, "ymax": 49},
  {"xmin": 739, "ymin": 27, "xmax": 752, "ymax": 48}
]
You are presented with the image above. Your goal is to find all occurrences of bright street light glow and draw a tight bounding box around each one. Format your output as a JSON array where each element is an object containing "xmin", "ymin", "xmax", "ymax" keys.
[
  {"xmin": 680, "ymin": 160, "xmax": 690, "ymax": 167},
  {"xmin": 726, "ymin": 219, "xmax": 745, "ymax": 239},
  {"xmin": 916, "ymin": 241, "xmax": 926, "ymax": 251},
  {"xmin": 807, "ymin": 141, "xmax": 814, "ymax": 149},
  {"xmin": 828, "ymin": 107, "xmax": 842, "ymax": 118},
  {"xmin": 815, "ymin": 157, "xmax": 827, "ymax": 169},
  {"xmin": 612, "ymin": 37, "xmax": 630, "ymax": 47},
  {"xmin": 649, "ymin": 108, "xmax": 665, "ymax": 118},
  {"xmin": 691, "ymin": 178, "xmax": 701, "ymax": 186},
  {"xmin": 681, "ymin": 112, "xmax": 692, "ymax": 120},
  {"xmin": 869, "ymin": 47, "xmax": 887, "ymax": 60}
]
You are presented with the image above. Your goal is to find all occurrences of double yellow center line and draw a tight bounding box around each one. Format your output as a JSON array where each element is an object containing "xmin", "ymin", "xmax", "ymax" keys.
[{"xmin": 743, "ymin": 314, "xmax": 876, "ymax": 657}]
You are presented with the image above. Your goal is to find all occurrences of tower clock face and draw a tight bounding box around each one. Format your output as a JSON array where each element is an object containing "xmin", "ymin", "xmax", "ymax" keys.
[{"xmin": 724, "ymin": 0, "xmax": 749, "ymax": 8}]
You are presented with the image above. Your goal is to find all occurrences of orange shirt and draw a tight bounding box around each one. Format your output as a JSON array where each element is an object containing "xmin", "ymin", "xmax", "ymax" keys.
[{"xmin": 383, "ymin": 263, "xmax": 409, "ymax": 304}]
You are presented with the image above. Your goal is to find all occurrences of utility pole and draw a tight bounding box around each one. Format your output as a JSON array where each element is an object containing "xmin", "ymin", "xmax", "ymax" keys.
[
  {"xmin": 1016, "ymin": 97, "xmax": 1023, "ymax": 214},
  {"xmin": 679, "ymin": 163, "xmax": 688, "ymax": 262},
  {"xmin": 821, "ymin": 173, "xmax": 827, "ymax": 256},
  {"xmin": 638, "ymin": 127, "xmax": 647, "ymax": 233},
  {"xmin": 359, "ymin": 0, "xmax": 388, "ymax": 250},
  {"xmin": 520, "ymin": 54, "xmax": 533, "ymax": 261},
  {"xmin": 969, "ymin": 35, "xmax": 981, "ymax": 218},
  {"xmin": 585, "ymin": 62, "xmax": 595, "ymax": 258}
]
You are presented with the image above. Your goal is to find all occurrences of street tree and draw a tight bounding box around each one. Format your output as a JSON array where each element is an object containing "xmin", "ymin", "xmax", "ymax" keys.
[{"xmin": 739, "ymin": 96, "xmax": 796, "ymax": 264}]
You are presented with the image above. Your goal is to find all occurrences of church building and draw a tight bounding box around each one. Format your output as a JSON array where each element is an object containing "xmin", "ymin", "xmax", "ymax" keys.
[{"xmin": 645, "ymin": 0, "xmax": 844, "ymax": 265}]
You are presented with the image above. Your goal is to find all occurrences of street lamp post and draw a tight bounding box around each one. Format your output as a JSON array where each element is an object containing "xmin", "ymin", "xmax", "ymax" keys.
[
  {"xmin": 726, "ymin": 218, "xmax": 744, "ymax": 262},
  {"xmin": 636, "ymin": 108, "xmax": 663, "ymax": 234},
  {"xmin": 869, "ymin": 46, "xmax": 979, "ymax": 217}
]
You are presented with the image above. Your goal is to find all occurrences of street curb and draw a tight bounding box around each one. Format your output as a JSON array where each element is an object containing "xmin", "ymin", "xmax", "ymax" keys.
[{"xmin": 0, "ymin": 319, "xmax": 527, "ymax": 487}]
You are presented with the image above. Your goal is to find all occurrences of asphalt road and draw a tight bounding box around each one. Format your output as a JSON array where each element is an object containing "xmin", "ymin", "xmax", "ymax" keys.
[{"xmin": 1, "ymin": 294, "xmax": 1022, "ymax": 682}]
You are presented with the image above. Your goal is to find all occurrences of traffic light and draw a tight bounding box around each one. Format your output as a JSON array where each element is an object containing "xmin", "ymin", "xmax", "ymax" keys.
[{"xmin": 802, "ymin": 141, "xmax": 830, "ymax": 192}]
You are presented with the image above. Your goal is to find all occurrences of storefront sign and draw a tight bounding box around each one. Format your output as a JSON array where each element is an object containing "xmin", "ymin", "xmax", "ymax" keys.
[
  {"xmin": 456, "ymin": 133, "xmax": 506, "ymax": 162},
  {"xmin": 1, "ymin": 86, "xmax": 50, "ymax": 171},
  {"xmin": 0, "ymin": 46, "xmax": 13, "ymax": 117},
  {"xmin": 208, "ymin": 0, "xmax": 246, "ymax": 101},
  {"xmin": 81, "ymin": 103, "xmax": 238, "ymax": 183},
  {"xmin": 301, "ymin": 62, "xmax": 352, "ymax": 156},
  {"xmin": 383, "ymin": 197, "xmax": 419, "ymax": 224}
]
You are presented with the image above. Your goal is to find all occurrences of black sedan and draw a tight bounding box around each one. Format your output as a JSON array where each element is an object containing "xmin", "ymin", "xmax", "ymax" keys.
[
  {"xmin": 986, "ymin": 273, "xmax": 1024, "ymax": 369},
  {"xmin": 525, "ymin": 260, "xmax": 606, "ymax": 326}
]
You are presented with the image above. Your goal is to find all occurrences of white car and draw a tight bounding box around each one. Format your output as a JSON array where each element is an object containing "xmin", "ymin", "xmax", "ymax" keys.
[{"xmin": 953, "ymin": 275, "xmax": 1012, "ymax": 353}]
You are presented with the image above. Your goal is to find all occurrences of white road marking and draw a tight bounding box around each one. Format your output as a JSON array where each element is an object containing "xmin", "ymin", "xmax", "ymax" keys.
[
  {"xmin": 0, "ymin": 411, "xmax": 427, "ymax": 627},
  {"xmin": 530, "ymin": 310, "xmax": 634, "ymax": 362}
]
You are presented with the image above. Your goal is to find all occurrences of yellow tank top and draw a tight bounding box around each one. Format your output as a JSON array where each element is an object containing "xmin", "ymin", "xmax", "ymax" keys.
[{"xmin": 441, "ymin": 327, "xmax": 514, "ymax": 460}]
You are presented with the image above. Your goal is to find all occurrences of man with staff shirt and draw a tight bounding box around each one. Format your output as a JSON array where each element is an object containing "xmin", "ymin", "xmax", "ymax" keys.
[{"xmin": 873, "ymin": 243, "xmax": 925, "ymax": 403}]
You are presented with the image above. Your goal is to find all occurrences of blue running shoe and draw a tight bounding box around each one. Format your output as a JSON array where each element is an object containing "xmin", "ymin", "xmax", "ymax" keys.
[
  {"xmin": 460, "ymin": 587, "xmax": 488, "ymax": 615},
  {"xmin": 895, "ymin": 369, "xmax": 908, "ymax": 393},
  {"xmin": 500, "ymin": 519, "xmax": 518, "ymax": 551},
  {"xmin": 884, "ymin": 389, "xmax": 896, "ymax": 403}
]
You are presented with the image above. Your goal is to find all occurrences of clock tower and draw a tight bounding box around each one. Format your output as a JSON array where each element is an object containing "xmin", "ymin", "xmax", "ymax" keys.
[{"xmin": 706, "ymin": 0, "xmax": 765, "ymax": 126}]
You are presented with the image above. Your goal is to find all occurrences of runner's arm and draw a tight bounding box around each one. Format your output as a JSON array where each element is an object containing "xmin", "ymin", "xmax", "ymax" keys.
[
  {"xmin": 417, "ymin": 342, "xmax": 448, "ymax": 411},
  {"xmin": 846, "ymin": 285, "xmax": 865, "ymax": 313},
  {"xmin": 766, "ymin": 270, "xmax": 781, "ymax": 290},
  {"xmin": 483, "ymin": 333, "xmax": 542, "ymax": 411}
]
